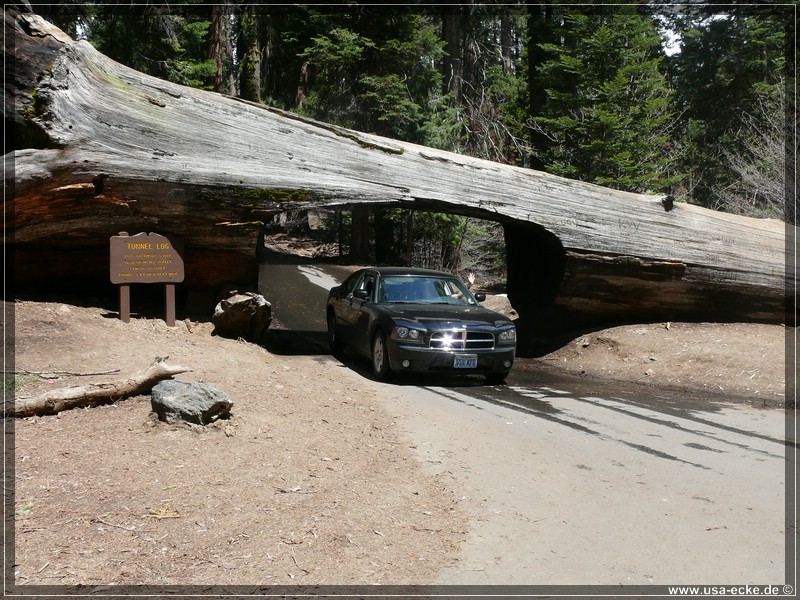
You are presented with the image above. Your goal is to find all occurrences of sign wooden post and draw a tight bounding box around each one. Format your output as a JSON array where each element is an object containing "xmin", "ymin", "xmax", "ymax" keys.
[
  {"xmin": 110, "ymin": 232, "xmax": 184, "ymax": 326},
  {"xmin": 119, "ymin": 284, "xmax": 131, "ymax": 323},
  {"xmin": 165, "ymin": 284, "xmax": 176, "ymax": 327}
]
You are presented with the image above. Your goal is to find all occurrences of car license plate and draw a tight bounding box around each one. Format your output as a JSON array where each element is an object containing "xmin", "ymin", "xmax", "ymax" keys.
[{"xmin": 454, "ymin": 355, "xmax": 478, "ymax": 369}]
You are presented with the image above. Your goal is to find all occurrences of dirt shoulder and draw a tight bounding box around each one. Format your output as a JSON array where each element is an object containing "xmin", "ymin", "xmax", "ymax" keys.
[
  {"xmin": 8, "ymin": 300, "xmax": 466, "ymax": 586},
  {"xmin": 538, "ymin": 321, "xmax": 788, "ymax": 407},
  {"xmin": 5, "ymin": 299, "xmax": 790, "ymax": 586}
]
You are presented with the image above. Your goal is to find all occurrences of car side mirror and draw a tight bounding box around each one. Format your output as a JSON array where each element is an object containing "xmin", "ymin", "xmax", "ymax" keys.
[
  {"xmin": 474, "ymin": 292, "xmax": 486, "ymax": 302},
  {"xmin": 353, "ymin": 289, "xmax": 370, "ymax": 300}
]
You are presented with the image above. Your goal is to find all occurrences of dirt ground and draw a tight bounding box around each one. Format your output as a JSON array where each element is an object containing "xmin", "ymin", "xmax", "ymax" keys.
[
  {"xmin": 5, "ymin": 296, "xmax": 790, "ymax": 587},
  {"xmin": 539, "ymin": 320, "xmax": 788, "ymax": 406}
]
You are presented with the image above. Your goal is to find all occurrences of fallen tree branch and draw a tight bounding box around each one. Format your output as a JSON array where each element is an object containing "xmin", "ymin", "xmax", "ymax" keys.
[
  {"xmin": 5, "ymin": 357, "xmax": 192, "ymax": 418},
  {"xmin": 11, "ymin": 368, "xmax": 121, "ymax": 377}
]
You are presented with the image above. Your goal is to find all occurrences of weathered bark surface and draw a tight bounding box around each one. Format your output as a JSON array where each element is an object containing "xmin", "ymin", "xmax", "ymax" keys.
[
  {"xmin": 6, "ymin": 6, "xmax": 793, "ymax": 341},
  {"xmin": 7, "ymin": 357, "xmax": 192, "ymax": 417}
]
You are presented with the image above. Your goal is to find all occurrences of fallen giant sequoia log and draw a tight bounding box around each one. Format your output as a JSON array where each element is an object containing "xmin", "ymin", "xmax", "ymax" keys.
[{"xmin": 6, "ymin": 5, "xmax": 793, "ymax": 343}]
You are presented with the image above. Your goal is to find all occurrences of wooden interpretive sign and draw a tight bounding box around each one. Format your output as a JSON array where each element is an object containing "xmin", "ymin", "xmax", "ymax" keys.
[
  {"xmin": 110, "ymin": 232, "xmax": 184, "ymax": 326},
  {"xmin": 110, "ymin": 232, "xmax": 184, "ymax": 284}
]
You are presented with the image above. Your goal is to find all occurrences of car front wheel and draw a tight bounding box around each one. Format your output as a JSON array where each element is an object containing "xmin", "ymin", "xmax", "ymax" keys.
[{"xmin": 371, "ymin": 330, "xmax": 392, "ymax": 380}]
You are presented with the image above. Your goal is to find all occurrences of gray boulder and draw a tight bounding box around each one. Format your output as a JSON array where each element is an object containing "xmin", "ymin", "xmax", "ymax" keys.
[
  {"xmin": 212, "ymin": 291, "xmax": 272, "ymax": 342},
  {"xmin": 151, "ymin": 380, "xmax": 233, "ymax": 425}
]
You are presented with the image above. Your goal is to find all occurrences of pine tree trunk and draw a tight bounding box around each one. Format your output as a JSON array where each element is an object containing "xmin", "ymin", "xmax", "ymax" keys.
[
  {"xmin": 238, "ymin": 6, "xmax": 261, "ymax": 103},
  {"xmin": 526, "ymin": 3, "xmax": 553, "ymax": 171},
  {"xmin": 441, "ymin": 2, "xmax": 463, "ymax": 103},
  {"xmin": 350, "ymin": 206, "xmax": 371, "ymax": 262},
  {"xmin": 207, "ymin": 4, "xmax": 223, "ymax": 93}
]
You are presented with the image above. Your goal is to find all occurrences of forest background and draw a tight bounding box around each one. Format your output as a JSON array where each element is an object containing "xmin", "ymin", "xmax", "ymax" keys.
[{"xmin": 35, "ymin": 1, "xmax": 793, "ymax": 283}]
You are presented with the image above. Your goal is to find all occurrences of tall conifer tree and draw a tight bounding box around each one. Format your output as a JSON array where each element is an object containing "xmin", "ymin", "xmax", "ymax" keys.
[{"xmin": 529, "ymin": 7, "xmax": 680, "ymax": 193}]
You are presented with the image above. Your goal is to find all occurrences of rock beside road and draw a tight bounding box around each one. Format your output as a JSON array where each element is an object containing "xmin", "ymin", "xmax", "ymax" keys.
[
  {"xmin": 151, "ymin": 379, "xmax": 233, "ymax": 424},
  {"xmin": 212, "ymin": 291, "xmax": 272, "ymax": 342}
]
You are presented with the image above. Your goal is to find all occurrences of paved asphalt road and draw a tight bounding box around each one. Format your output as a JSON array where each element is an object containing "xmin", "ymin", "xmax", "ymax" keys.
[
  {"xmin": 259, "ymin": 254, "xmax": 793, "ymax": 589},
  {"xmin": 404, "ymin": 379, "xmax": 789, "ymax": 587}
]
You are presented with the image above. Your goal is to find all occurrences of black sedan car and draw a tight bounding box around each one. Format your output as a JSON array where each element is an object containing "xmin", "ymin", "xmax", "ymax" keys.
[{"xmin": 326, "ymin": 267, "xmax": 516, "ymax": 383}]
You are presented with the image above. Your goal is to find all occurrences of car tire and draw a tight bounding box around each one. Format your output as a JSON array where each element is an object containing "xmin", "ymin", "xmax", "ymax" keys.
[
  {"xmin": 371, "ymin": 330, "xmax": 392, "ymax": 380},
  {"xmin": 485, "ymin": 372, "xmax": 510, "ymax": 385},
  {"xmin": 327, "ymin": 310, "xmax": 343, "ymax": 354}
]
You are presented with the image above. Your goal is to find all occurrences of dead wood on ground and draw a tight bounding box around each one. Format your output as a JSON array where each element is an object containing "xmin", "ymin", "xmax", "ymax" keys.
[{"xmin": 6, "ymin": 357, "xmax": 192, "ymax": 418}]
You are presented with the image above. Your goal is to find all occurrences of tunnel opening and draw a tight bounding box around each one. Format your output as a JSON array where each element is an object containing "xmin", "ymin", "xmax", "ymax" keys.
[
  {"xmin": 257, "ymin": 204, "xmax": 567, "ymax": 356},
  {"xmin": 259, "ymin": 205, "xmax": 512, "ymax": 291}
]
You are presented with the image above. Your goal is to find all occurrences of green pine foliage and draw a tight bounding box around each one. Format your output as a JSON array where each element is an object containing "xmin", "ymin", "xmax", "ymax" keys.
[
  {"xmin": 666, "ymin": 11, "xmax": 787, "ymax": 214},
  {"xmin": 169, "ymin": 20, "xmax": 217, "ymax": 89},
  {"xmin": 79, "ymin": 4, "xmax": 216, "ymax": 89},
  {"xmin": 297, "ymin": 13, "xmax": 446, "ymax": 144},
  {"xmin": 529, "ymin": 10, "xmax": 682, "ymax": 193}
]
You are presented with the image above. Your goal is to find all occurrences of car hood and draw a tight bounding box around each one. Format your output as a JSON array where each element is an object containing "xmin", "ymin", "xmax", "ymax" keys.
[{"xmin": 380, "ymin": 303, "xmax": 512, "ymax": 328}]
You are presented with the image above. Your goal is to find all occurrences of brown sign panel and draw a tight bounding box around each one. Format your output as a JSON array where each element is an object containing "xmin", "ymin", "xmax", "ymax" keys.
[{"xmin": 110, "ymin": 232, "xmax": 184, "ymax": 284}]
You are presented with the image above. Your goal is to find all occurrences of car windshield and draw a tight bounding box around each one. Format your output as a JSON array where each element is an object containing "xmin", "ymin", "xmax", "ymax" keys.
[{"xmin": 377, "ymin": 275, "xmax": 476, "ymax": 305}]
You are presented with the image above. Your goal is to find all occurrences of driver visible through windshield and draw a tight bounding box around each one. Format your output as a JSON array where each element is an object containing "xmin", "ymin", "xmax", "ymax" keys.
[{"xmin": 377, "ymin": 275, "xmax": 476, "ymax": 305}]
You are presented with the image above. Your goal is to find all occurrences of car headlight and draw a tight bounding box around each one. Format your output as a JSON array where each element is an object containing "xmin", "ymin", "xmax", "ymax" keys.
[
  {"xmin": 395, "ymin": 326, "xmax": 423, "ymax": 340},
  {"xmin": 498, "ymin": 328, "xmax": 516, "ymax": 343}
]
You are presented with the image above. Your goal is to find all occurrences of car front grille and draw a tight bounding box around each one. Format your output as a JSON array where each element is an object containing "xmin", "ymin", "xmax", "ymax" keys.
[{"xmin": 429, "ymin": 329, "xmax": 495, "ymax": 350}]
